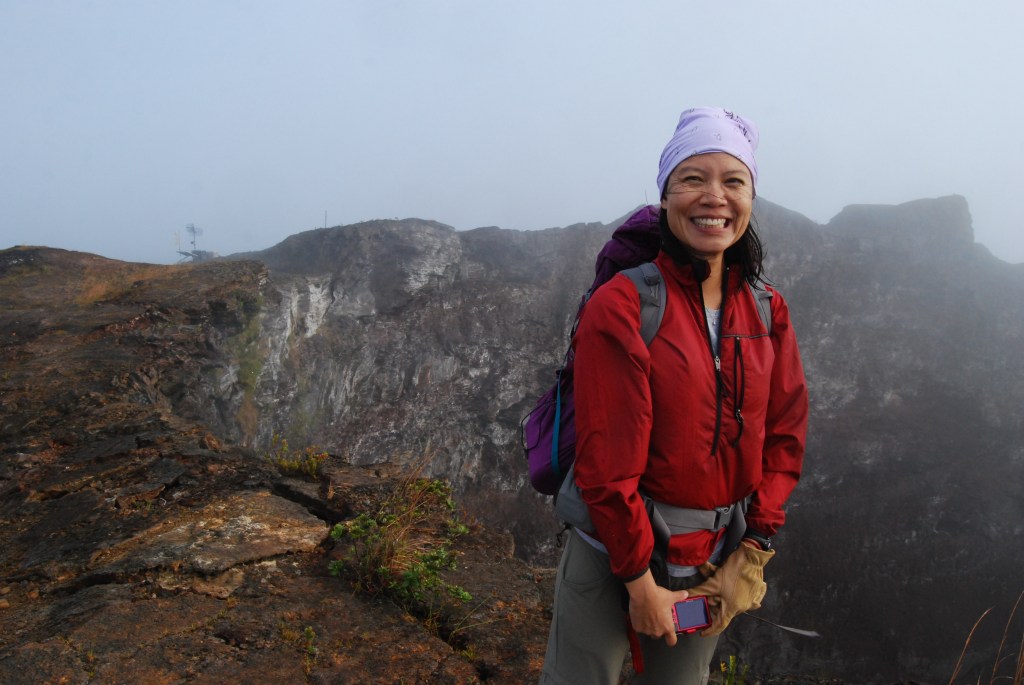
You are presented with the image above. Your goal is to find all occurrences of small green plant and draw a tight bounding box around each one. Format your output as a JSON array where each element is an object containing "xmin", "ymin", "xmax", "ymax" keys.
[
  {"xmin": 263, "ymin": 434, "xmax": 329, "ymax": 479},
  {"xmin": 328, "ymin": 468, "xmax": 472, "ymax": 615},
  {"xmin": 447, "ymin": 520, "xmax": 470, "ymax": 538},
  {"xmin": 720, "ymin": 655, "xmax": 749, "ymax": 685},
  {"xmin": 303, "ymin": 626, "xmax": 318, "ymax": 674}
]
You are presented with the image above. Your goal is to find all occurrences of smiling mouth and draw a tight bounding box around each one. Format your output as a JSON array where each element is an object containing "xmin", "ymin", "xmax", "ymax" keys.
[{"xmin": 692, "ymin": 217, "xmax": 728, "ymax": 228}]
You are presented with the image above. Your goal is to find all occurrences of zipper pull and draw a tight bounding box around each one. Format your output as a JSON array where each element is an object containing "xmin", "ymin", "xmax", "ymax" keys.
[{"xmin": 714, "ymin": 356, "xmax": 721, "ymax": 371}]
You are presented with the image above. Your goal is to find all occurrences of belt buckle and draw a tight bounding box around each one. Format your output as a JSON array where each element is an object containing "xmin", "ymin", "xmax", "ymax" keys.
[{"xmin": 713, "ymin": 504, "xmax": 733, "ymax": 530}]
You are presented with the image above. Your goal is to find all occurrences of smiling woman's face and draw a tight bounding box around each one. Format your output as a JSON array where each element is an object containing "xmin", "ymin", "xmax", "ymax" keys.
[{"xmin": 660, "ymin": 152, "xmax": 753, "ymax": 263}]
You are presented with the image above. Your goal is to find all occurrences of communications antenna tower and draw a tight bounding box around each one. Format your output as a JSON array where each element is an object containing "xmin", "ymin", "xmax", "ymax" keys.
[
  {"xmin": 186, "ymin": 223, "xmax": 202, "ymax": 251},
  {"xmin": 177, "ymin": 223, "xmax": 215, "ymax": 263}
]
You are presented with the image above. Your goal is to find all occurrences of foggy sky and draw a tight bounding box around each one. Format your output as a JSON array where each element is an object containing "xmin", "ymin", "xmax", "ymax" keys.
[{"xmin": 3, "ymin": 1, "xmax": 1023, "ymax": 265}]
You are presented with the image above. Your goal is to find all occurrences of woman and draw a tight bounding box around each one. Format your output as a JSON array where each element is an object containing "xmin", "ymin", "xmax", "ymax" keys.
[{"xmin": 540, "ymin": 107, "xmax": 808, "ymax": 685}]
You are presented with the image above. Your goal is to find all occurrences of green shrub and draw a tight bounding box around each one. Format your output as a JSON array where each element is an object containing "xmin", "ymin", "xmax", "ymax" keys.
[
  {"xmin": 328, "ymin": 472, "xmax": 471, "ymax": 612},
  {"xmin": 263, "ymin": 434, "xmax": 328, "ymax": 479}
]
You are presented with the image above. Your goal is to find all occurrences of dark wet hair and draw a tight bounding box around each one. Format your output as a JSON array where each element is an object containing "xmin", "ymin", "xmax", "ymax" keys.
[{"xmin": 658, "ymin": 207, "xmax": 765, "ymax": 286}]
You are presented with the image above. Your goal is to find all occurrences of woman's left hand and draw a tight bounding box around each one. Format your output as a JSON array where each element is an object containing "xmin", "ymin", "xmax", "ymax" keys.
[{"xmin": 688, "ymin": 540, "xmax": 775, "ymax": 636}]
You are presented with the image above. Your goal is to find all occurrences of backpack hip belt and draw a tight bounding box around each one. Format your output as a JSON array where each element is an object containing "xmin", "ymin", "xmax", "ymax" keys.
[
  {"xmin": 652, "ymin": 496, "xmax": 750, "ymax": 535},
  {"xmin": 555, "ymin": 464, "xmax": 749, "ymax": 540}
]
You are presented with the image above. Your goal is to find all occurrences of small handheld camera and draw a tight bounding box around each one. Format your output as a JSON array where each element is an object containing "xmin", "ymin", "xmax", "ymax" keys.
[{"xmin": 672, "ymin": 596, "xmax": 711, "ymax": 634}]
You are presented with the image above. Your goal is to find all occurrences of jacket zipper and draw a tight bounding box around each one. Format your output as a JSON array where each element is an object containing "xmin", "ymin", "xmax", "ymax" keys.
[{"xmin": 698, "ymin": 266, "xmax": 729, "ymax": 458}]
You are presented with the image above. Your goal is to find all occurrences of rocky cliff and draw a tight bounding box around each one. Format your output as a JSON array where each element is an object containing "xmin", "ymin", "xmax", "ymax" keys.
[
  {"xmin": 229, "ymin": 217, "xmax": 614, "ymax": 566},
  {"xmin": 2, "ymin": 195, "xmax": 1022, "ymax": 683}
]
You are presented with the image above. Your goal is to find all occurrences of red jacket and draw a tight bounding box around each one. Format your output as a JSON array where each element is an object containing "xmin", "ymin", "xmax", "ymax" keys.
[{"xmin": 573, "ymin": 252, "xmax": 808, "ymax": 579}]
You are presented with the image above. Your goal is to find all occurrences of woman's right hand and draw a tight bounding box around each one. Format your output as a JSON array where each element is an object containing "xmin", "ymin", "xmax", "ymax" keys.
[{"xmin": 624, "ymin": 569, "xmax": 692, "ymax": 646}]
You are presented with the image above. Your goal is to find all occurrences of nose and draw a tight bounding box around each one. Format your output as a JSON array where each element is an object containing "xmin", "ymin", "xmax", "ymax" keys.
[{"xmin": 699, "ymin": 182, "xmax": 728, "ymax": 204}]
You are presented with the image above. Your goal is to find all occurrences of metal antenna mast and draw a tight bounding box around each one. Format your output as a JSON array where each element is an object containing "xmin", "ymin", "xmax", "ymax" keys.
[{"xmin": 186, "ymin": 223, "xmax": 203, "ymax": 251}]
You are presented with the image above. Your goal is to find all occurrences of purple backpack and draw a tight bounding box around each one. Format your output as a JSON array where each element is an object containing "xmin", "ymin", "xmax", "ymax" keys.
[{"xmin": 521, "ymin": 206, "xmax": 663, "ymax": 495}]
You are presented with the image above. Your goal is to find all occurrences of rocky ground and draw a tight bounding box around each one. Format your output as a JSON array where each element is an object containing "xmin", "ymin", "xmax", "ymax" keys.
[
  {"xmin": 0, "ymin": 247, "xmax": 555, "ymax": 683},
  {"xmin": 0, "ymin": 449, "xmax": 554, "ymax": 684}
]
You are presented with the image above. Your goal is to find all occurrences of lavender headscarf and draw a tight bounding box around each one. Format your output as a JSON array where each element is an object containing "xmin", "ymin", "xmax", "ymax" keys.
[{"xmin": 656, "ymin": 107, "xmax": 760, "ymax": 197}]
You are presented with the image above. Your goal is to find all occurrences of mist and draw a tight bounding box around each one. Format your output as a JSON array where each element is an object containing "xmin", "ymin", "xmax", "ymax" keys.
[{"xmin": 2, "ymin": 1, "xmax": 1022, "ymax": 265}]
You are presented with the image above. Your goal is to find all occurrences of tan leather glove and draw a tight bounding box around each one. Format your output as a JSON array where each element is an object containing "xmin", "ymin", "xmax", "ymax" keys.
[{"xmin": 688, "ymin": 541, "xmax": 775, "ymax": 636}]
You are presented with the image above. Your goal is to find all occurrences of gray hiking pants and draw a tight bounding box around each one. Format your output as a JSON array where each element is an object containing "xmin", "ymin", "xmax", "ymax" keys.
[{"xmin": 539, "ymin": 530, "xmax": 720, "ymax": 685}]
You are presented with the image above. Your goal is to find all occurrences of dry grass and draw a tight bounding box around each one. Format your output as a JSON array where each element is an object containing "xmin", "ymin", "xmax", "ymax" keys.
[
  {"xmin": 950, "ymin": 591, "xmax": 1024, "ymax": 685},
  {"xmin": 74, "ymin": 263, "xmax": 190, "ymax": 305}
]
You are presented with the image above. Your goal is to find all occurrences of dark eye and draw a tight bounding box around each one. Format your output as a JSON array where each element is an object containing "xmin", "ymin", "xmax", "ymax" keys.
[{"xmin": 725, "ymin": 177, "xmax": 746, "ymax": 187}]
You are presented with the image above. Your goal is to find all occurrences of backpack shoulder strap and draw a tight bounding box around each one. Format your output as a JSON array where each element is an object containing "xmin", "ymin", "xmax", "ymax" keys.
[
  {"xmin": 748, "ymin": 281, "xmax": 773, "ymax": 335},
  {"xmin": 621, "ymin": 262, "xmax": 666, "ymax": 346},
  {"xmin": 622, "ymin": 263, "xmax": 769, "ymax": 339}
]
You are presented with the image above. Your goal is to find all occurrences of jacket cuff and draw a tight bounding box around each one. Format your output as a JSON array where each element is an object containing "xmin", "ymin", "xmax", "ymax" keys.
[
  {"xmin": 618, "ymin": 566, "xmax": 649, "ymax": 583},
  {"xmin": 743, "ymin": 528, "xmax": 772, "ymax": 551},
  {"xmin": 744, "ymin": 515, "xmax": 779, "ymax": 538}
]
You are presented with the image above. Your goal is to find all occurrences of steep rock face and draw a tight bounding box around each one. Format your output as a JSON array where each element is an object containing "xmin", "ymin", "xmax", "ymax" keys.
[
  {"xmin": 227, "ymin": 199, "xmax": 1024, "ymax": 683},
  {"xmin": 765, "ymin": 196, "xmax": 1024, "ymax": 680},
  {"xmin": 229, "ymin": 219, "xmax": 613, "ymax": 564}
]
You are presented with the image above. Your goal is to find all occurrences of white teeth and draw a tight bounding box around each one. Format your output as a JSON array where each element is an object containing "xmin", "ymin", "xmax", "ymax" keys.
[{"xmin": 693, "ymin": 218, "xmax": 726, "ymax": 227}]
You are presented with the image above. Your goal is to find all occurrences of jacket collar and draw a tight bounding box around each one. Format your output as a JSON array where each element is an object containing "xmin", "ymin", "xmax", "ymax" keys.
[{"xmin": 654, "ymin": 251, "xmax": 745, "ymax": 290}]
